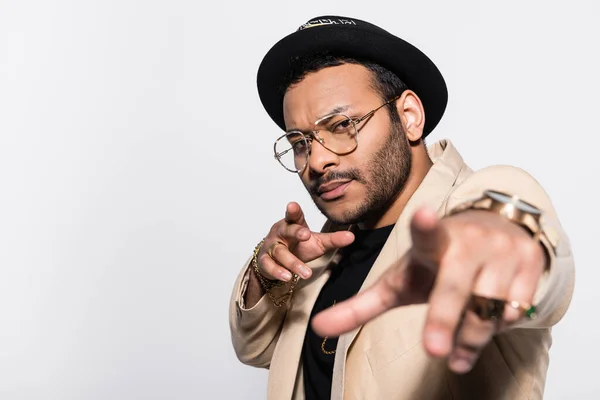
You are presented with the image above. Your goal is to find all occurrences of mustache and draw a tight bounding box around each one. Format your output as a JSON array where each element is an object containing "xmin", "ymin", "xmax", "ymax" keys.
[{"xmin": 308, "ymin": 169, "xmax": 366, "ymax": 195}]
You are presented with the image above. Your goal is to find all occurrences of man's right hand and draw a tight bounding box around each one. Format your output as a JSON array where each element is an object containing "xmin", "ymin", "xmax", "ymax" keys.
[{"xmin": 257, "ymin": 202, "xmax": 355, "ymax": 282}]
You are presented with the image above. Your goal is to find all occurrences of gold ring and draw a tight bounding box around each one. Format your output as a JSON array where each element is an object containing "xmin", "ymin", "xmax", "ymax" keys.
[
  {"xmin": 468, "ymin": 294, "xmax": 506, "ymax": 322},
  {"xmin": 267, "ymin": 240, "xmax": 286, "ymax": 259},
  {"xmin": 508, "ymin": 300, "xmax": 538, "ymax": 320}
]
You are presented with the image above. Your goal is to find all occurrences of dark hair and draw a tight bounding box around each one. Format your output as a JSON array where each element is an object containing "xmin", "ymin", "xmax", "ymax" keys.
[{"xmin": 277, "ymin": 50, "xmax": 408, "ymax": 123}]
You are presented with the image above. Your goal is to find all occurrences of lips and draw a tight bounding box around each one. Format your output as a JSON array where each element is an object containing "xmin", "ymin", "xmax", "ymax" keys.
[{"xmin": 318, "ymin": 180, "xmax": 352, "ymax": 201}]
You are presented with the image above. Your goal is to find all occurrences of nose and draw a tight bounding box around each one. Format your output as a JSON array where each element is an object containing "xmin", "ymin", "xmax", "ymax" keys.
[{"xmin": 306, "ymin": 134, "xmax": 339, "ymax": 175}]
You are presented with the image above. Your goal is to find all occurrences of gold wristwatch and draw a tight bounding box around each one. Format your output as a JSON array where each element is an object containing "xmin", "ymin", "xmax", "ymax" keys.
[{"xmin": 448, "ymin": 190, "xmax": 559, "ymax": 262}]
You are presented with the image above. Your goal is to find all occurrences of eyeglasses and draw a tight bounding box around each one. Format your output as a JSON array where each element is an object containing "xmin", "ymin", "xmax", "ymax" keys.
[{"xmin": 273, "ymin": 96, "xmax": 400, "ymax": 173}]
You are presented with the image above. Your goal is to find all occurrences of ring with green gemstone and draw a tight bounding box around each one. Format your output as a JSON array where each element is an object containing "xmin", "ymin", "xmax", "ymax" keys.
[{"xmin": 509, "ymin": 300, "xmax": 537, "ymax": 320}]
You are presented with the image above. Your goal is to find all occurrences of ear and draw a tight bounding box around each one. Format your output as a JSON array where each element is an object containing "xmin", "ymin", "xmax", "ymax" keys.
[{"xmin": 396, "ymin": 90, "xmax": 425, "ymax": 142}]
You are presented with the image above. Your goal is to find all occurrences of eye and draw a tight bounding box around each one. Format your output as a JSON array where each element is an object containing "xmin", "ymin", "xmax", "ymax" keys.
[
  {"xmin": 291, "ymin": 140, "xmax": 308, "ymax": 155},
  {"xmin": 286, "ymin": 132, "xmax": 309, "ymax": 155},
  {"xmin": 330, "ymin": 117, "xmax": 353, "ymax": 133}
]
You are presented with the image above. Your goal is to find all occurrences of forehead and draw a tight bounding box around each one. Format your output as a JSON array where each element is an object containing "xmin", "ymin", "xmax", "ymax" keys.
[{"xmin": 282, "ymin": 63, "xmax": 380, "ymax": 130}]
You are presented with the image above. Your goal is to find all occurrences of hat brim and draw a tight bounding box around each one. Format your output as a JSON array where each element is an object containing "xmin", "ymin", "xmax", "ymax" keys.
[{"xmin": 257, "ymin": 22, "xmax": 448, "ymax": 137}]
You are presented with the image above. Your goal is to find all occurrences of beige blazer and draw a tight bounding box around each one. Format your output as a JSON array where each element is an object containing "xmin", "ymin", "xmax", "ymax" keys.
[{"xmin": 229, "ymin": 140, "xmax": 575, "ymax": 400}]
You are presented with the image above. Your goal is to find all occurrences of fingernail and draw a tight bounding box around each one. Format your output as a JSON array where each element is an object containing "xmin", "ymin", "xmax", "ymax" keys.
[
  {"xmin": 449, "ymin": 357, "xmax": 472, "ymax": 374},
  {"xmin": 281, "ymin": 271, "xmax": 292, "ymax": 281},
  {"xmin": 425, "ymin": 330, "xmax": 449, "ymax": 355},
  {"xmin": 300, "ymin": 266, "xmax": 312, "ymax": 279}
]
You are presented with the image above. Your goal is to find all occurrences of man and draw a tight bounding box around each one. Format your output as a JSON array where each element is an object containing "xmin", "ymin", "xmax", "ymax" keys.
[{"xmin": 228, "ymin": 15, "xmax": 574, "ymax": 400}]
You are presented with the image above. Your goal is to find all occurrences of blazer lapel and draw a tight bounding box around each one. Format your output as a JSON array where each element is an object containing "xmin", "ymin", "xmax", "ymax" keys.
[
  {"xmin": 330, "ymin": 139, "xmax": 469, "ymax": 399},
  {"xmin": 266, "ymin": 243, "xmax": 345, "ymax": 399}
]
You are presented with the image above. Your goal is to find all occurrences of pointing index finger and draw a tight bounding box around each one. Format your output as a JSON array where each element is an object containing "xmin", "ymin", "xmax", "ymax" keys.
[
  {"xmin": 310, "ymin": 259, "xmax": 409, "ymax": 337},
  {"xmin": 311, "ymin": 288, "xmax": 392, "ymax": 337}
]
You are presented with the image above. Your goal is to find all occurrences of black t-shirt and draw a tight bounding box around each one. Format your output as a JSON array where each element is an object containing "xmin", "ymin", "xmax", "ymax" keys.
[{"xmin": 302, "ymin": 224, "xmax": 395, "ymax": 400}]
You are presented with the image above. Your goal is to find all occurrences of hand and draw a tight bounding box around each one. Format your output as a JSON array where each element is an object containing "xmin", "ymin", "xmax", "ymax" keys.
[
  {"xmin": 311, "ymin": 206, "xmax": 545, "ymax": 373},
  {"xmin": 258, "ymin": 202, "xmax": 355, "ymax": 282}
]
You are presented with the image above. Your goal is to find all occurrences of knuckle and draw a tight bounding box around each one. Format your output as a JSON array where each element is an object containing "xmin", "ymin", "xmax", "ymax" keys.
[
  {"xmin": 457, "ymin": 313, "xmax": 495, "ymax": 348},
  {"xmin": 280, "ymin": 225, "xmax": 291, "ymax": 238},
  {"xmin": 429, "ymin": 299, "xmax": 462, "ymax": 324},
  {"xmin": 270, "ymin": 223, "xmax": 282, "ymax": 236},
  {"xmin": 379, "ymin": 285, "xmax": 400, "ymax": 310},
  {"xmin": 442, "ymin": 243, "xmax": 464, "ymax": 263},
  {"xmin": 488, "ymin": 230, "xmax": 512, "ymax": 251},
  {"xmin": 290, "ymin": 224, "xmax": 302, "ymax": 237},
  {"xmin": 462, "ymin": 222, "xmax": 484, "ymax": 240},
  {"xmin": 272, "ymin": 243, "xmax": 285, "ymax": 258},
  {"xmin": 454, "ymin": 342, "xmax": 482, "ymax": 360},
  {"xmin": 428, "ymin": 310, "xmax": 455, "ymax": 331},
  {"xmin": 518, "ymin": 238, "xmax": 543, "ymax": 267},
  {"xmin": 455, "ymin": 333, "xmax": 483, "ymax": 351},
  {"xmin": 284, "ymin": 224, "xmax": 302, "ymax": 239},
  {"xmin": 503, "ymin": 308, "xmax": 522, "ymax": 324},
  {"xmin": 258, "ymin": 253, "xmax": 272, "ymax": 270},
  {"xmin": 383, "ymin": 269, "xmax": 407, "ymax": 293},
  {"xmin": 438, "ymin": 269, "xmax": 469, "ymax": 297}
]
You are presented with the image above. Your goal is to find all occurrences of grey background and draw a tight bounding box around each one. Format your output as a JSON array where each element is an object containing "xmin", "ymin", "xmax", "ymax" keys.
[{"xmin": 0, "ymin": 0, "xmax": 597, "ymax": 399}]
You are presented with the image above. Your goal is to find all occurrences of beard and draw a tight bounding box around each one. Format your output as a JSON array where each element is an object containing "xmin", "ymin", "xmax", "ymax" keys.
[{"xmin": 309, "ymin": 116, "xmax": 412, "ymax": 225}]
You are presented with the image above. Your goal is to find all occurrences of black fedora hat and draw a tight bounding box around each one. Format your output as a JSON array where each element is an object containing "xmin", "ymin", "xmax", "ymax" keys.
[{"xmin": 256, "ymin": 15, "xmax": 448, "ymax": 138}]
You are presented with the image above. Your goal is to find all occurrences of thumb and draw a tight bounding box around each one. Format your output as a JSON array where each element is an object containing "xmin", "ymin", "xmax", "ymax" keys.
[
  {"xmin": 285, "ymin": 201, "xmax": 309, "ymax": 228},
  {"xmin": 313, "ymin": 230, "xmax": 355, "ymax": 252}
]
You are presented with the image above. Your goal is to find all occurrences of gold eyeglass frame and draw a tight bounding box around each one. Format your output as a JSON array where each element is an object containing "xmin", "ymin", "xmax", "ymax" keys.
[{"xmin": 273, "ymin": 95, "xmax": 401, "ymax": 173}]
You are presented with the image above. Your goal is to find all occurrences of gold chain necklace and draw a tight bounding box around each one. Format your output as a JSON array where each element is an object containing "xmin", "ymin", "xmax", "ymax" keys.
[{"xmin": 320, "ymin": 300, "xmax": 336, "ymax": 355}]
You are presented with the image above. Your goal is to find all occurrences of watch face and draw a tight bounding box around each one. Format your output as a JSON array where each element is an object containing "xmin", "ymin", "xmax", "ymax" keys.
[{"xmin": 485, "ymin": 190, "xmax": 542, "ymax": 215}]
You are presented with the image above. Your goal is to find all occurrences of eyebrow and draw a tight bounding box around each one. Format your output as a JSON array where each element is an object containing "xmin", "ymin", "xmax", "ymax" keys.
[
  {"xmin": 286, "ymin": 104, "xmax": 351, "ymax": 133},
  {"xmin": 327, "ymin": 104, "xmax": 350, "ymax": 115}
]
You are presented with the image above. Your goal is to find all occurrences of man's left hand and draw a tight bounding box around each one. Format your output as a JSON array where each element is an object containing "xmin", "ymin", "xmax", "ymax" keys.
[{"xmin": 311, "ymin": 206, "xmax": 546, "ymax": 374}]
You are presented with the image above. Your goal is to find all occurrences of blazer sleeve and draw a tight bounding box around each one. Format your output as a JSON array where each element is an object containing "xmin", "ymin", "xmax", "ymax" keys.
[
  {"xmin": 444, "ymin": 165, "xmax": 575, "ymax": 329},
  {"xmin": 228, "ymin": 255, "xmax": 288, "ymax": 369}
]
